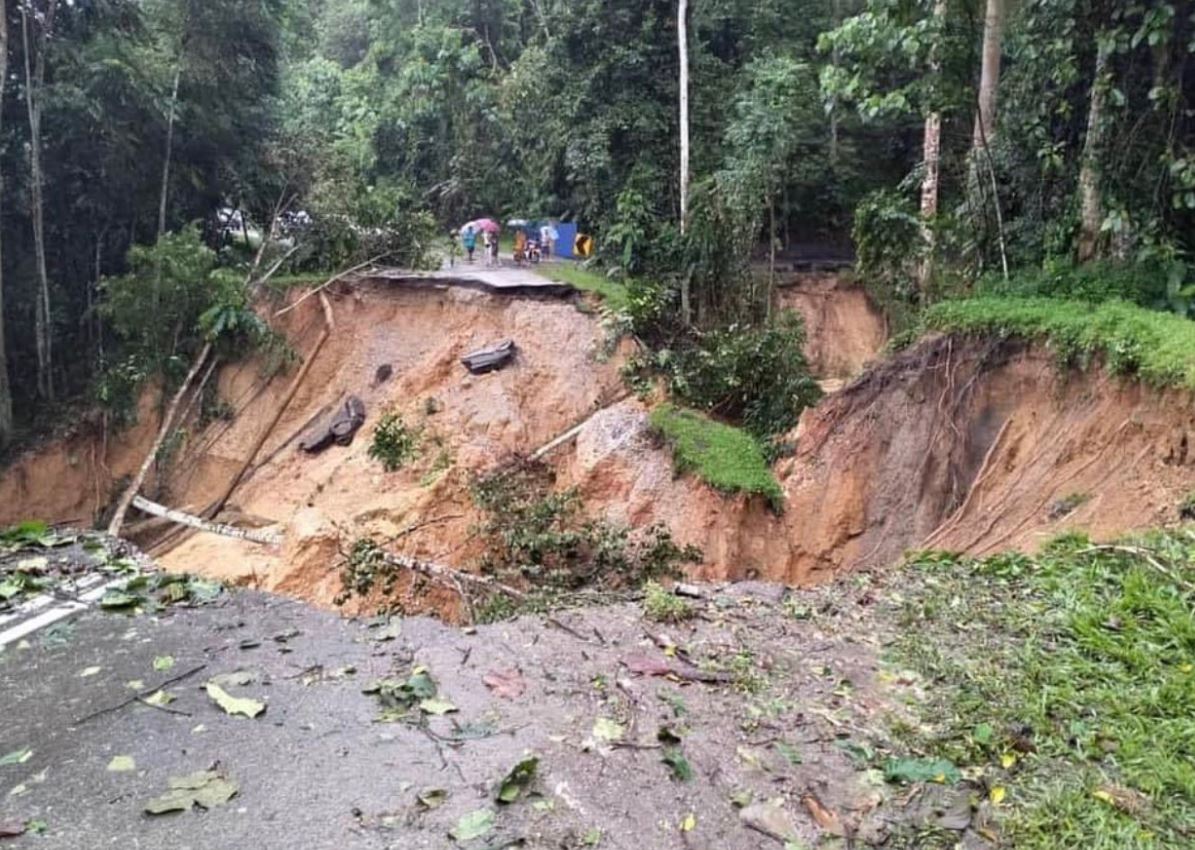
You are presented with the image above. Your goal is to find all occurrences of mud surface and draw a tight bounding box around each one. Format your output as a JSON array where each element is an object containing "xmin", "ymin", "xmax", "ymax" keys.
[{"xmin": 0, "ymin": 581, "xmax": 950, "ymax": 850}]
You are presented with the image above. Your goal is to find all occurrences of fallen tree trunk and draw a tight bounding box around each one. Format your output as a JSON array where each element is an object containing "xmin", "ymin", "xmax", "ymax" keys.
[
  {"xmin": 208, "ymin": 293, "xmax": 336, "ymax": 518},
  {"xmin": 273, "ymin": 255, "xmax": 385, "ymax": 319},
  {"xmin": 106, "ymin": 342, "xmax": 212, "ymax": 538},
  {"xmin": 132, "ymin": 495, "xmax": 281, "ymax": 546},
  {"xmin": 530, "ymin": 391, "xmax": 633, "ymax": 461},
  {"xmin": 379, "ymin": 550, "xmax": 526, "ymax": 601}
]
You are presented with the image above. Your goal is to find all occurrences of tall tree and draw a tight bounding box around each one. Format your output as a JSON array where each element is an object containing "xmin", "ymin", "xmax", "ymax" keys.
[
  {"xmin": 0, "ymin": 3, "xmax": 12, "ymax": 445},
  {"xmin": 972, "ymin": 0, "xmax": 1004, "ymax": 152},
  {"xmin": 1077, "ymin": 32, "xmax": 1113, "ymax": 263},
  {"xmin": 678, "ymin": 0, "xmax": 692, "ymax": 324},
  {"xmin": 22, "ymin": 0, "xmax": 58, "ymax": 400},
  {"xmin": 917, "ymin": 0, "xmax": 947, "ymax": 298}
]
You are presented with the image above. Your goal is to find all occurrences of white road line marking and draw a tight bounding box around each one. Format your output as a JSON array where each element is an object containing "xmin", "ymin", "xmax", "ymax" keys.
[
  {"xmin": 0, "ymin": 573, "xmax": 109, "ymax": 628},
  {"xmin": 0, "ymin": 578, "xmax": 125, "ymax": 648}
]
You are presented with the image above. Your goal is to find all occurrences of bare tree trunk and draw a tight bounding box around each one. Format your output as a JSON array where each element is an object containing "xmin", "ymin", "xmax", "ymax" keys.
[
  {"xmin": 0, "ymin": 7, "xmax": 12, "ymax": 447},
  {"xmin": 158, "ymin": 66, "xmax": 181, "ymax": 242},
  {"xmin": 917, "ymin": 0, "xmax": 947, "ymax": 300},
  {"xmin": 768, "ymin": 197, "xmax": 776, "ymax": 318},
  {"xmin": 678, "ymin": 0, "xmax": 692, "ymax": 325},
  {"xmin": 23, "ymin": 0, "xmax": 58, "ymax": 401},
  {"xmin": 829, "ymin": 0, "xmax": 842, "ymax": 165},
  {"xmin": 972, "ymin": 0, "xmax": 1004, "ymax": 152},
  {"xmin": 1077, "ymin": 36, "xmax": 1112, "ymax": 263},
  {"xmin": 107, "ymin": 342, "xmax": 213, "ymax": 537}
]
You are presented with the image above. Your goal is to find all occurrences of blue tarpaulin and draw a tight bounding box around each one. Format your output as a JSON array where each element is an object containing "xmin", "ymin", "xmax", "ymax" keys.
[{"xmin": 554, "ymin": 222, "xmax": 578, "ymax": 259}]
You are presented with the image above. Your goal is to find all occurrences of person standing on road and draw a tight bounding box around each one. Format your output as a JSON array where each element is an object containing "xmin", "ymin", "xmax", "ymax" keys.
[
  {"xmin": 462, "ymin": 225, "xmax": 477, "ymax": 263},
  {"xmin": 539, "ymin": 222, "xmax": 553, "ymax": 258}
]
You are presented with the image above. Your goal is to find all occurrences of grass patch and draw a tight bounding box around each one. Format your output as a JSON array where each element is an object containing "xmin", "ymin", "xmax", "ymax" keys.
[
  {"xmin": 642, "ymin": 580, "xmax": 694, "ymax": 624},
  {"xmin": 538, "ymin": 263, "xmax": 629, "ymax": 312},
  {"xmin": 887, "ymin": 532, "xmax": 1195, "ymax": 849},
  {"xmin": 649, "ymin": 403, "xmax": 783, "ymax": 510},
  {"xmin": 923, "ymin": 296, "xmax": 1195, "ymax": 389}
]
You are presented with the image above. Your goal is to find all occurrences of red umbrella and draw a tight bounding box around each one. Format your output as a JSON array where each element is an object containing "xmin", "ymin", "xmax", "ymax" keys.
[{"xmin": 468, "ymin": 218, "xmax": 501, "ymax": 234}]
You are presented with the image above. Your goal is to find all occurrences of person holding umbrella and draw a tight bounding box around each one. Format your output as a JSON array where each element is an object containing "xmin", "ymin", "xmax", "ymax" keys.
[{"xmin": 461, "ymin": 224, "xmax": 478, "ymax": 263}]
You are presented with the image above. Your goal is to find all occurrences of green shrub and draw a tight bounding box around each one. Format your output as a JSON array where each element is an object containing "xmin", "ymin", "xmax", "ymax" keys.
[
  {"xmin": 976, "ymin": 260, "xmax": 1173, "ymax": 308},
  {"xmin": 649, "ymin": 404, "xmax": 784, "ymax": 510},
  {"xmin": 471, "ymin": 458, "xmax": 700, "ymax": 596},
  {"xmin": 635, "ymin": 311, "xmax": 822, "ymax": 441},
  {"xmin": 369, "ymin": 414, "xmax": 420, "ymax": 472},
  {"xmin": 642, "ymin": 581, "xmax": 694, "ymax": 624}
]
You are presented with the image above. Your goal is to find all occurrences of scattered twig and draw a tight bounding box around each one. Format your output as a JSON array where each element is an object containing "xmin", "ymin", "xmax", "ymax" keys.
[
  {"xmin": 273, "ymin": 254, "xmax": 387, "ymax": 318},
  {"xmin": 545, "ymin": 616, "xmax": 599, "ymax": 645},
  {"xmin": 1079, "ymin": 545, "xmax": 1195, "ymax": 593},
  {"xmin": 74, "ymin": 663, "xmax": 207, "ymax": 725}
]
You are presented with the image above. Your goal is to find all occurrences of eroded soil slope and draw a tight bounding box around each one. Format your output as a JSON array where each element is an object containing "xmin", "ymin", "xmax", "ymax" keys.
[
  {"xmin": 776, "ymin": 273, "xmax": 887, "ymax": 379},
  {"xmin": 560, "ymin": 336, "xmax": 1195, "ymax": 585},
  {"xmin": 2, "ymin": 279, "xmax": 1192, "ymax": 612}
]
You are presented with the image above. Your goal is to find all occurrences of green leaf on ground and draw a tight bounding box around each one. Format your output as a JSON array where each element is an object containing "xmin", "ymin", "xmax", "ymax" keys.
[
  {"xmin": 0, "ymin": 749, "xmax": 32, "ymax": 766},
  {"xmin": 449, "ymin": 808, "xmax": 495, "ymax": 842},
  {"xmin": 79, "ymin": 666, "xmax": 103, "ymax": 678},
  {"xmin": 418, "ymin": 697, "xmax": 458, "ymax": 716},
  {"xmin": 662, "ymin": 748, "xmax": 694, "ymax": 782},
  {"xmin": 107, "ymin": 755, "xmax": 136, "ymax": 773},
  {"xmin": 99, "ymin": 590, "xmax": 140, "ymax": 610},
  {"xmin": 204, "ymin": 682, "xmax": 266, "ymax": 719},
  {"xmin": 144, "ymin": 690, "xmax": 175, "ymax": 707},
  {"xmin": 883, "ymin": 757, "xmax": 961, "ymax": 785},
  {"xmin": 145, "ymin": 771, "xmax": 238, "ymax": 815},
  {"xmin": 592, "ymin": 717, "xmax": 624, "ymax": 743},
  {"xmin": 582, "ymin": 827, "xmax": 602, "ymax": 845},
  {"xmin": 972, "ymin": 723, "xmax": 995, "ymax": 746},
  {"xmin": 417, "ymin": 788, "xmax": 447, "ymax": 809},
  {"xmin": 775, "ymin": 741, "xmax": 802, "ymax": 766},
  {"xmin": 153, "ymin": 655, "xmax": 175, "ymax": 672},
  {"xmin": 497, "ymin": 756, "xmax": 539, "ymax": 803}
]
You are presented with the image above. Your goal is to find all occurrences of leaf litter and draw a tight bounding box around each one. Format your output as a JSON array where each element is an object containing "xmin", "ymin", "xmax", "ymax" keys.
[
  {"xmin": 204, "ymin": 682, "xmax": 266, "ymax": 719},
  {"xmin": 144, "ymin": 770, "xmax": 239, "ymax": 815}
]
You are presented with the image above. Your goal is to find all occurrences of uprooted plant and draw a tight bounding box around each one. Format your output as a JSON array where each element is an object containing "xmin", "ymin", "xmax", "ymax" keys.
[
  {"xmin": 470, "ymin": 458, "xmax": 701, "ymax": 605},
  {"xmin": 333, "ymin": 457, "xmax": 702, "ymax": 622}
]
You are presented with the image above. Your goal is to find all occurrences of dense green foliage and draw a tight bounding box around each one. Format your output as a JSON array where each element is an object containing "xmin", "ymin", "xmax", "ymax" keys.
[
  {"xmin": 470, "ymin": 458, "xmax": 701, "ymax": 602},
  {"xmin": 826, "ymin": 0, "xmax": 1195, "ymax": 338},
  {"xmin": 923, "ymin": 295, "xmax": 1195, "ymax": 389},
  {"xmin": 890, "ymin": 534, "xmax": 1195, "ymax": 848},
  {"xmin": 653, "ymin": 312, "xmax": 822, "ymax": 439},
  {"xmin": 648, "ymin": 403, "xmax": 783, "ymax": 510}
]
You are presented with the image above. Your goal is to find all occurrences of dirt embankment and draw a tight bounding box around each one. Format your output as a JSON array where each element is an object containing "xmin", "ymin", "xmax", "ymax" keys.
[
  {"xmin": 2, "ymin": 276, "xmax": 1192, "ymax": 613},
  {"xmin": 776, "ymin": 273, "xmax": 888, "ymax": 379},
  {"xmin": 560, "ymin": 335, "xmax": 1195, "ymax": 584}
]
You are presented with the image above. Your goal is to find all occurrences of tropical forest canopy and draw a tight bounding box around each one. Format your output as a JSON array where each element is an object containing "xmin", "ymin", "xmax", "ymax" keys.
[{"xmin": 0, "ymin": 0, "xmax": 1192, "ymax": 447}]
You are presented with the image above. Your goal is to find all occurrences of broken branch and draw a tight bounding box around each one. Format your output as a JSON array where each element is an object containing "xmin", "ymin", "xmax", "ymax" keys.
[
  {"xmin": 131, "ymin": 495, "xmax": 280, "ymax": 546},
  {"xmin": 273, "ymin": 254, "xmax": 386, "ymax": 318}
]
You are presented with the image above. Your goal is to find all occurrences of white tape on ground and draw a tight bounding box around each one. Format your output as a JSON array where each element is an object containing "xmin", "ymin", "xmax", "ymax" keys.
[{"xmin": 0, "ymin": 578, "xmax": 125, "ymax": 648}]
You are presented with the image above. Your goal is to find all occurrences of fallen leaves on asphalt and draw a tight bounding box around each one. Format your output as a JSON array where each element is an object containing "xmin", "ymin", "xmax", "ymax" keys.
[
  {"xmin": 449, "ymin": 808, "xmax": 495, "ymax": 842},
  {"xmin": 144, "ymin": 770, "xmax": 239, "ymax": 815},
  {"xmin": 204, "ymin": 682, "xmax": 266, "ymax": 719}
]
